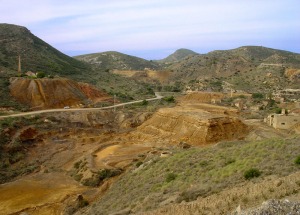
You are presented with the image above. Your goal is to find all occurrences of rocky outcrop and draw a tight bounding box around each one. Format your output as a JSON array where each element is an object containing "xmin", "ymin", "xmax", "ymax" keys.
[
  {"xmin": 18, "ymin": 127, "xmax": 38, "ymax": 142},
  {"xmin": 9, "ymin": 78, "xmax": 112, "ymax": 109},
  {"xmin": 130, "ymin": 106, "xmax": 248, "ymax": 146},
  {"xmin": 285, "ymin": 68, "xmax": 300, "ymax": 80},
  {"xmin": 180, "ymin": 92, "xmax": 225, "ymax": 104},
  {"xmin": 235, "ymin": 199, "xmax": 300, "ymax": 215}
]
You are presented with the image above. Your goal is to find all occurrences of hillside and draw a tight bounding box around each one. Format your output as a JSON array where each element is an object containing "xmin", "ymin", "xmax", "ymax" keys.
[
  {"xmin": 0, "ymin": 23, "xmax": 93, "ymax": 110},
  {"xmin": 0, "ymin": 24, "xmax": 156, "ymax": 110},
  {"xmin": 75, "ymin": 46, "xmax": 300, "ymax": 94},
  {"xmin": 81, "ymin": 136, "xmax": 300, "ymax": 215},
  {"xmin": 1, "ymin": 88, "xmax": 299, "ymax": 214},
  {"xmin": 9, "ymin": 77, "xmax": 112, "ymax": 109},
  {"xmin": 157, "ymin": 48, "xmax": 199, "ymax": 64},
  {"xmin": 0, "ymin": 24, "xmax": 89, "ymax": 76},
  {"xmin": 75, "ymin": 51, "xmax": 160, "ymax": 71},
  {"xmin": 166, "ymin": 46, "xmax": 300, "ymax": 92}
]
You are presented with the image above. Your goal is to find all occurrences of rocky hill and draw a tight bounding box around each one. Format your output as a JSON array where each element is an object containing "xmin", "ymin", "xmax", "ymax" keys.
[
  {"xmin": 80, "ymin": 136, "xmax": 300, "ymax": 215},
  {"xmin": 0, "ymin": 24, "xmax": 156, "ymax": 110},
  {"xmin": 75, "ymin": 46, "xmax": 300, "ymax": 94},
  {"xmin": 0, "ymin": 24, "xmax": 89, "ymax": 76},
  {"xmin": 157, "ymin": 48, "xmax": 199, "ymax": 64},
  {"xmin": 9, "ymin": 77, "xmax": 112, "ymax": 109},
  {"xmin": 75, "ymin": 51, "xmax": 160, "ymax": 71},
  {"xmin": 166, "ymin": 46, "xmax": 300, "ymax": 92},
  {"xmin": 0, "ymin": 23, "xmax": 93, "ymax": 110}
]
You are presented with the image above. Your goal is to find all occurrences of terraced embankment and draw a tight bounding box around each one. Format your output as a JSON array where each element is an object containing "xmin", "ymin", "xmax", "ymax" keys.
[{"xmin": 129, "ymin": 104, "xmax": 248, "ymax": 146}]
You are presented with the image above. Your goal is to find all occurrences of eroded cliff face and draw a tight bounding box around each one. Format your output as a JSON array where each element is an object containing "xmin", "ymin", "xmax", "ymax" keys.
[
  {"xmin": 130, "ymin": 106, "xmax": 248, "ymax": 146},
  {"xmin": 9, "ymin": 78, "xmax": 111, "ymax": 109}
]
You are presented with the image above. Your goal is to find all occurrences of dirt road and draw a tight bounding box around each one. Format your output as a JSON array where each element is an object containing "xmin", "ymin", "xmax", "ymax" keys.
[{"xmin": 0, "ymin": 93, "xmax": 163, "ymax": 119}]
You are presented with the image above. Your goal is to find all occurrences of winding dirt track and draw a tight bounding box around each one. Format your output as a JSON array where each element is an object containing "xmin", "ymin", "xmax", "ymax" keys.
[{"xmin": 0, "ymin": 93, "xmax": 163, "ymax": 119}]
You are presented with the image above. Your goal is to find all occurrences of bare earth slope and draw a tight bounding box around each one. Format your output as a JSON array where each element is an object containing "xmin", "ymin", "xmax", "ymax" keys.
[
  {"xmin": 130, "ymin": 105, "xmax": 248, "ymax": 146},
  {"xmin": 9, "ymin": 78, "xmax": 112, "ymax": 109}
]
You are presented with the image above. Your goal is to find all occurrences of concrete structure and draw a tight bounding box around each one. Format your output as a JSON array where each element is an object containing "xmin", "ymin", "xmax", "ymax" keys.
[{"xmin": 265, "ymin": 109, "xmax": 300, "ymax": 130}]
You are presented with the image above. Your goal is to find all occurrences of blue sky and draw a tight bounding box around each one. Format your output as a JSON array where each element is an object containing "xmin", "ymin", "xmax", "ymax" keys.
[{"xmin": 1, "ymin": 0, "xmax": 299, "ymax": 59}]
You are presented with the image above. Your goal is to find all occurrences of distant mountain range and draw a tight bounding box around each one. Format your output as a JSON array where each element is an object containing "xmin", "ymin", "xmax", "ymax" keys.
[
  {"xmin": 0, "ymin": 23, "xmax": 299, "ymax": 110},
  {"xmin": 166, "ymin": 46, "xmax": 300, "ymax": 92}
]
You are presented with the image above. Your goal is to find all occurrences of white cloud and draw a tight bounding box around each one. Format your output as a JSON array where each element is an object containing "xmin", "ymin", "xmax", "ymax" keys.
[{"xmin": 1, "ymin": 0, "xmax": 299, "ymax": 58}]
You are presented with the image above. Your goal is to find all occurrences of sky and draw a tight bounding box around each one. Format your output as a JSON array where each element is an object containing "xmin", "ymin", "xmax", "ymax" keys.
[{"xmin": 1, "ymin": 0, "xmax": 299, "ymax": 59}]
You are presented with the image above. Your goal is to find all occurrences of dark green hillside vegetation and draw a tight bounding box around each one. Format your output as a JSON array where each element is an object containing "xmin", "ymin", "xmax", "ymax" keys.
[
  {"xmin": 86, "ymin": 136, "xmax": 300, "ymax": 214},
  {"xmin": 0, "ymin": 71, "xmax": 29, "ymax": 110},
  {"xmin": 75, "ymin": 51, "xmax": 160, "ymax": 71},
  {"xmin": 0, "ymin": 24, "xmax": 89, "ymax": 77},
  {"xmin": 0, "ymin": 116, "xmax": 42, "ymax": 183},
  {"xmin": 157, "ymin": 48, "xmax": 199, "ymax": 64}
]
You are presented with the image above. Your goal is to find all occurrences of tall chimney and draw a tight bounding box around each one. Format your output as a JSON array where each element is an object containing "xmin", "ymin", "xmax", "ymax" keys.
[{"xmin": 18, "ymin": 55, "xmax": 21, "ymax": 74}]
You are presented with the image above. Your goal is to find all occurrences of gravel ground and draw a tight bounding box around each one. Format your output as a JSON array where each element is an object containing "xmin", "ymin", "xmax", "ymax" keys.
[{"xmin": 234, "ymin": 199, "xmax": 300, "ymax": 215}]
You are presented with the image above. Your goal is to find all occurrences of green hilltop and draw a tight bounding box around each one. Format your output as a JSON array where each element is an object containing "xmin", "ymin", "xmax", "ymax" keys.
[
  {"xmin": 75, "ymin": 51, "xmax": 160, "ymax": 71},
  {"xmin": 157, "ymin": 48, "xmax": 199, "ymax": 64}
]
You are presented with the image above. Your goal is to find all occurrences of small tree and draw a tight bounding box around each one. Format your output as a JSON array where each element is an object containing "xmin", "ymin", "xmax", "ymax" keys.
[
  {"xmin": 166, "ymin": 173, "xmax": 177, "ymax": 182},
  {"xmin": 36, "ymin": 72, "xmax": 46, "ymax": 78},
  {"xmin": 252, "ymin": 93, "xmax": 264, "ymax": 99},
  {"xmin": 294, "ymin": 156, "xmax": 300, "ymax": 165},
  {"xmin": 244, "ymin": 168, "xmax": 261, "ymax": 180},
  {"xmin": 164, "ymin": 96, "xmax": 175, "ymax": 103},
  {"xmin": 141, "ymin": 100, "xmax": 148, "ymax": 106}
]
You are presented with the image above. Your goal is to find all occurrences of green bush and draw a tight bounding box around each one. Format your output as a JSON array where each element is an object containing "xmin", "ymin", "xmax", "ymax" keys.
[
  {"xmin": 98, "ymin": 168, "xmax": 122, "ymax": 180},
  {"xmin": 163, "ymin": 96, "xmax": 175, "ymax": 103},
  {"xmin": 275, "ymin": 108, "xmax": 282, "ymax": 114},
  {"xmin": 294, "ymin": 156, "xmax": 300, "ymax": 165},
  {"xmin": 166, "ymin": 173, "xmax": 177, "ymax": 182},
  {"xmin": 73, "ymin": 173, "xmax": 83, "ymax": 182},
  {"xmin": 73, "ymin": 160, "xmax": 82, "ymax": 169},
  {"xmin": 136, "ymin": 161, "xmax": 143, "ymax": 167},
  {"xmin": 36, "ymin": 71, "xmax": 46, "ymax": 78},
  {"xmin": 252, "ymin": 93, "xmax": 264, "ymax": 99},
  {"xmin": 244, "ymin": 168, "xmax": 261, "ymax": 180},
  {"xmin": 82, "ymin": 176, "xmax": 100, "ymax": 187},
  {"xmin": 141, "ymin": 100, "xmax": 148, "ymax": 106}
]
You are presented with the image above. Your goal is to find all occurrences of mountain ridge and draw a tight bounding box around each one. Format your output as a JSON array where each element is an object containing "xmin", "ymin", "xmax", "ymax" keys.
[
  {"xmin": 0, "ymin": 23, "xmax": 89, "ymax": 76},
  {"xmin": 0, "ymin": 23, "xmax": 156, "ymax": 110},
  {"xmin": 1, "ymin": 23, "xmax": 300, "ymax": 110},
  {"xmin": 157, "ymin": 48, "xmax": 199, "ymax": 63},
  {"xmin": 75, "ymin": 51, "xmax": 160, "ymax": 71}
]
